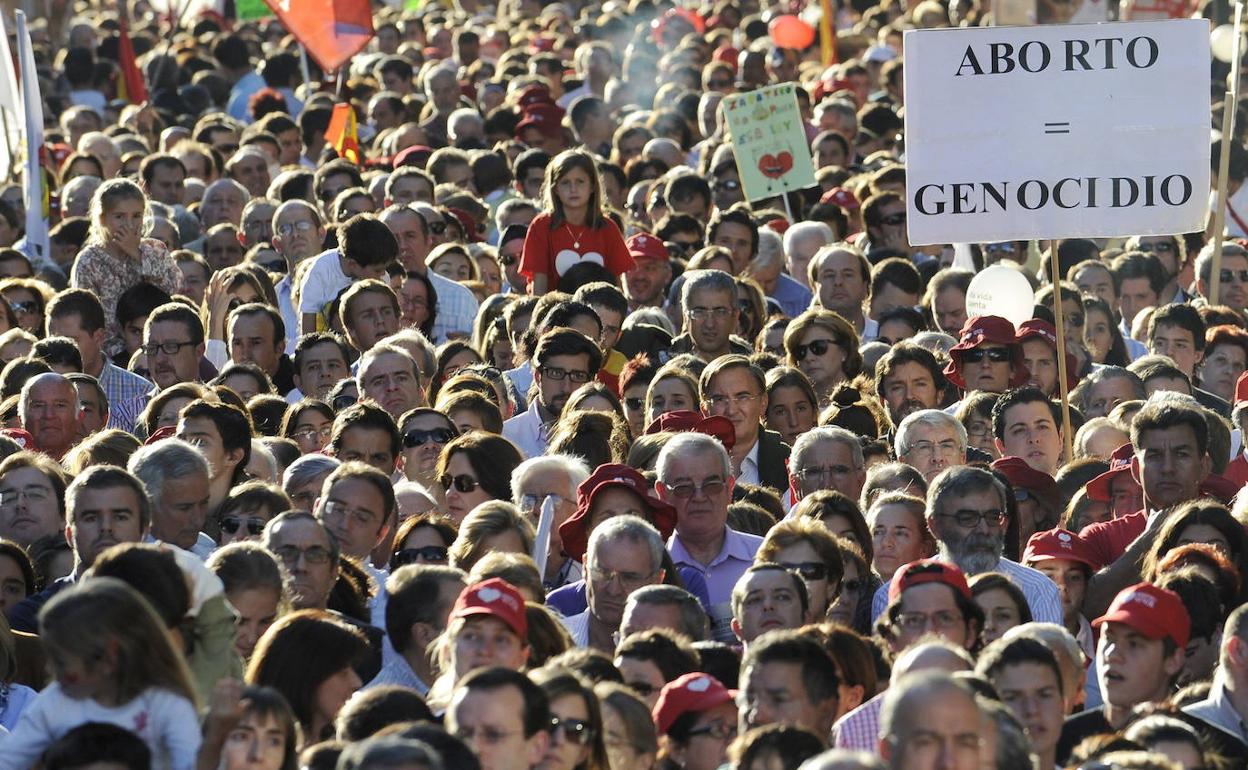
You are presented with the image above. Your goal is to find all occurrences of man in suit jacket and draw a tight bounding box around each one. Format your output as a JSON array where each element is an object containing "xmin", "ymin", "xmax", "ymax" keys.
[{"xmin": 698, "ymin": 354, "xmax": 791, "ymax": 493}]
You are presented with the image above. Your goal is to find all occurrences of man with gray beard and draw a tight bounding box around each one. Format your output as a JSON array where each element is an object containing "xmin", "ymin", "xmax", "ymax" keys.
[{"xmin": 870, "ymin": 465, "xmax": 1062, "ymax": 625}]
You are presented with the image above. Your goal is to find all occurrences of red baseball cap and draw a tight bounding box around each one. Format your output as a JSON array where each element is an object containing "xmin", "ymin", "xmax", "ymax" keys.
[
  {"xmin": 764, "ymin": 218, "xmax": 790, "ymax": 235},
  {"xmin": 451, "ymin": 578, "xmax": 528, "ymax": 638},
  {"xmin": 144, "ymin": 425, "xmax": 178, "ymax": 445},
  {"xmin": 943, "ymin": 316, "xmax": 1029, "ymax": 390},
  {"xmin": 1023, "ymin": 528, "xmax": 1099, "ymax": 570},
  {"xmin": 0, "ymin": 428, "xmax": 34, "ymax": 449},
  {"xmin": 628, "ymin": 232, "xmax": 669, "ymax": 262},
  {"xmin": 888, "ymin": 559, "xmax": 972, "ymax": 604},
  {"xmin": 653, "ymin": 672, "xmax": 736, "ymax": 735},
  {"xmin": 559, "ymin": 463, "xmax": 677, "ymax": 562},
  {"xmin": 990, "ymin": 456, "xmax": 1058, "ymax": 499},
  {"xmin": 1084, "ymin": 443, "xmax": 1136, "ymax": 502},
  {"xmin": 1236, "ymin": 371, "xmax": 1248, "ymax": 405},
  {"xmin": 1015, "ymin": 319, "xmax": 1078, "ymax": 391},
  {"xmin": 643, "ymin": 410, "xmax": 736, "ymax": 451},
  {"xmin": 517, "ymin": 85, "xmax": 555, "ymax": 110},
  {"xmin": 393, "ymin": 144, "xmax": 433, "ymax": 168},
  {"xmin": 819, "ymin": 187, "xmax": 860, "ymax": 210},
  {"xmin": 1093, "ymin": 582, "xmax": 1190, "ymax": 649},
  {"xmin": 516, "ymin": 104, "xmax": 565, "ymax": 140},
  {"xmin": 447, "ymin": 207, "xmax": 483, "ymax": 243}
]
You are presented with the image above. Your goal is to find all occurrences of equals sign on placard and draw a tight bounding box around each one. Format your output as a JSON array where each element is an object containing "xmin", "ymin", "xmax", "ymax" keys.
[{"xmin": 1044, "ymin": 122, "xmax": 1071, "ymax": 134}]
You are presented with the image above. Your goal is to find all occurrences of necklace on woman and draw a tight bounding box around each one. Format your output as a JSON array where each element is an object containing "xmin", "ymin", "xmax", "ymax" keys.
[{"xmin": 564, "ymin": 222, "xmax": 583, "ymax": 251}]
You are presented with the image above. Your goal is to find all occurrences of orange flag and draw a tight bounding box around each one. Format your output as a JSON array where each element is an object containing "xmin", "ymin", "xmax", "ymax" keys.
[
  {"xmin": 325, "ymin": 103, "xmax": 360, "ymax": 165},
  {"xmin": 116, "ymin": 20, "xmax": 148, "ymax": 104},
  {"xmin": 262, "ymin": 0, "xmax": 373, "ymax": 73}
]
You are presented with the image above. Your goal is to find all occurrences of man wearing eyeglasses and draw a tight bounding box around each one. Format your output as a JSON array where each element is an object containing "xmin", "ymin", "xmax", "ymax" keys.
[
  {"xmin": 569, "ymin": 514, "xmax": 666, "ymax": 652},
  {"xmin": 700, "ymin": 356, "xmax": 789, "ymax": 492},
  {"xmin": 262, "ymin": 511, "xmax": 341, "ymax": 611},
  {"xmin": 142, "ymin": 302, "xmax": 207, "ymax": 393},
  {"xmin": 871, "ymin": 466, "xmax": 1062, "ymax": 627},
  {"xmin": 315, "ymin": 462, "xmax": 398, "ymax": 630},
  {"xmin": 656, "ymin": 431, "xmax": 763, "ymax": 643},
  {"xmin": 503, "ymin": 328, "xmax": 602, "ymax": 459},
  {"xmin": 894, "ymin": 410, "xmax": 968, "ymax": 483},
  {"xmin": 1199, "ymin": 236, "xmax": 1248, "ymax": 311},
  {"xmin": 670, "ymin": 269, "xmax": 751, "ymax": 363},
  {"xmin": 272, "ymin": 201, "xmax": 329, "ymax": 353},
  {"xmin": 787, "ymin": 427, "xmax": 867, "ymax": 506},
  {"xmin": 447, "ymin": 667, "xmax": 552, "ymax": 770}
]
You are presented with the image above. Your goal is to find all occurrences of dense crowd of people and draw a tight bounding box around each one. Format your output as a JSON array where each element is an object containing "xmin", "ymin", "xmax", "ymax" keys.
[{"xmin": 0, "ymin": 2, "xmax": 1244, "ymax": 770}]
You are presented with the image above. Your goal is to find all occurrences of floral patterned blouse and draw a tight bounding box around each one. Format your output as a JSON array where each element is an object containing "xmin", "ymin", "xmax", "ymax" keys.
[{"xmin": 69, "ymin": 238, "xmax": 185, "ymax": 360}]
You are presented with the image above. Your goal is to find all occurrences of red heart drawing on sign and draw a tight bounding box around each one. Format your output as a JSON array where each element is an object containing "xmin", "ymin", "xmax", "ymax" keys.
[{"xmin": 758, "ymin": 152, "xmax": 794, "ymax": 179}]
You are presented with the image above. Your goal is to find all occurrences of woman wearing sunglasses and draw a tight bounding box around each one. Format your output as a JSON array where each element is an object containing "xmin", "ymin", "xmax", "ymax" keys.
[
  {"xmin": 217, "ymin": 480, "xmax": 293, "ymax": 546},
  {"xmin": 389, "ymin": 513, "xmax": 457, "ymax": 569},
  {"xmin": 398, "ymin": 408, "xmax": 459, "ymax": 503},
  {"xmin": 435, "ymin": 431, "xmax": 523, "ymax": 524},
  {"xmin": 531, "ymin": 669, "xmax": 610, "ymax": 770},
  {"xmin": 783, "ymin": 309, "xmax": 863, "ymax": 410}
]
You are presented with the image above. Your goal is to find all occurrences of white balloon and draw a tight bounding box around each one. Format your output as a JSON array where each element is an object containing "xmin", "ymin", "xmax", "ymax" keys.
[
  {"xmin": 965, "ymin": 264, "xmax": 1035, "ymax": 329},
  {"xmin": 1211, "ymin": 24, "xmax": 1242, "ymax": 64}
]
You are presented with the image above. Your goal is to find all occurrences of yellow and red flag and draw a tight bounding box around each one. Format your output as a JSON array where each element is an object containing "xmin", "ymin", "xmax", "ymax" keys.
[
  {"xmin": 116, "ymin": 20, "xmax": 148, "ymax": 105},
  {"xmin": 325, "ymin": 103, "xmax": 360, "ymax": 165}
]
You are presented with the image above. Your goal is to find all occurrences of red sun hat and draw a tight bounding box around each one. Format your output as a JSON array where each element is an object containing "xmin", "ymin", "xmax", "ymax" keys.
[
  {"xmin": 643, "ymin": 410, "xmax": 736, "ymax": 451},
  {"xmin": 559, "ymin": 463, "xmax": 677, "ymax": 563},
  {"xmin": 819, "ymin": 186, "xmax": 860, "ymax": 210},
  {"xmin": 1093, "ymin": 582, "xmax": 1190, "ymax": 649},
  {"xmin": 888, "ymin": 559, "xmax": 972, "ymax": 604},
  {"xmin": 990, "ymin": 456, "xmax": 1058, "ymax": 498},
  {"xmin": 1015, "ymin": 319, "xmax": 1079, "ymax": 391},
  {"xmin": 517, "ymin": 85, "xmax": 556, "ymax": 109},
  {"xmin": 1084, "ymin": 443, "xmax": 1136, "ymax": 503},
  {"xmin": 653, "ymin": 673, "xmax": 736, "ymax": 735},
  {"xmin": 627, "ymin": 232, "xmax": 669, "ymax": 262},
  {"xmin": 515, "ymin": 104, "xmax": 565, "ymax": 140},
  {"xmin": 943, "ymin": 315, "xmax": 1030, "ymax": 391},
  {"xmin": 450, "ymin": 578, "xmax": 528, "ymax": 638},
  {"xmin": 1023, "ymin": 528, "xmax": 1099, "ymax": 570},
  {"xmin": 393, "ymin": 144, "xmax": 433, "ymax": 168}
]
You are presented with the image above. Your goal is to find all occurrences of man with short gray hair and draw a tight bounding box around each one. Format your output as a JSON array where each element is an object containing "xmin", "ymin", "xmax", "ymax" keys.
[
  {"xmin": 788, "ymin": 427, "xmax": 866, "ymax": 507},
  {"xmin": 783, "ymin": 221, "xmax": 832, "ymax": 299},
  {"xmin": 672, "ymin": 269, "xmax": 751, "ymax": 361},
  {"xmin": 129, "ymin": 438, "xmax": 215, "ymax": 559},
  {"xmin": 512, "ymin": 455, "xmax": 590, "ymax": 589},
  {"xmin": 20, "ymin": 372, "xmax": 83, "ymax": 461},
  {"xmin": 894, "ymin": 409, "xmax": 967, "ymax": 483},
  {"xmin": 1195, "ymin": 241, "xmax": 1248, "ymax": 314},
  {"xmin": 620, "ymin": 584, "xmax": 709, "ymax": 642},
  {"xmin": 655, "ymin": 432, "xmax": 762, "ymax": 641},
  {"xmin": 747, "ymin": 229, "xmax": 814, "ymax": 317},
  {"xmin": 568, "ymin": 514, "xmax": 666, "ymax": 652}
]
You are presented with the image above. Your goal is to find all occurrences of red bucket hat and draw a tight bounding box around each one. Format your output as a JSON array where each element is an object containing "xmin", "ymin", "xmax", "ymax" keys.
[
  {"xmin": 559, "ymin": 463, "xmax": 677, "ymax": 563},
  {"xmin": 990, "ymin": 456, "xmax": 1058, "ymax": 499},
  {"xmin": 943, "ymin": 316, "xmax": 1029, "ymax": 391},
  {"xmin": 1015, "ymin": 319, "xmax": 1079, "ymax": 392},
  {"xmin": 515, "ymin": 104, "xmax": 565, "ymax": 140}
]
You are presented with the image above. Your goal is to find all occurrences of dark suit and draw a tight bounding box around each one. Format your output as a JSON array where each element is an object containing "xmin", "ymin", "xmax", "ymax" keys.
[
  {"xmin": 755, "ymin": 429, "xmax": 792, "ymax": 493},
  {"xmin": 1195, "ymin": 386, "xmax": 1232, "ymax": 418}
]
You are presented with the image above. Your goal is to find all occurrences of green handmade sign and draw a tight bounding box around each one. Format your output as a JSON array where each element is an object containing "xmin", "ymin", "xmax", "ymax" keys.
[{"xmin": 722, "ymin": 83, "xmax": 817, "ymax": 202}]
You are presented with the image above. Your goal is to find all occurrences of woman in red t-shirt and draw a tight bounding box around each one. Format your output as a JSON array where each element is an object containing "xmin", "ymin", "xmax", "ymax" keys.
[{"xmin": 519, "ymin": 149, "xmax": 633, "ymax": 293}]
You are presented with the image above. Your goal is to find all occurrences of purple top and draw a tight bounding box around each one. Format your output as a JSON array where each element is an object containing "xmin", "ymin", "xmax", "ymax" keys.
[{"xmin": 668, "ymin": 526, "xmax": 764, "ymax": 642}]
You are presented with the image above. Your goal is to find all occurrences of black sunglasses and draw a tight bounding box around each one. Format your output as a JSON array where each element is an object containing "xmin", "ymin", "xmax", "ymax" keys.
[
  {"xmin": 332, "ymin": 394, "xmax": 359, "ymax": 411},
  {"xmin": 403, "ymin": 428, "xmax": 456, "ymax": 448},
  {"xmin": 792, "ymin": 339, "xmax": 837, "ymax": 362},
  {"xmin": 428, "ymin": 220, "xmax": 448, "ymax": 235},
  {"xmin": 392, "ymin": 545, "xmax": 449, "ymax": 567},
  {"xmin": 961, "ymin": 347, "xmax": 1011, "ymax": 364},
  {"xmin": 441, "ymin": 474, "xmax": 481, "ymax": 493},
  {"xmin": 220, "ymin": 515, "xmax": 266, "ymax": 536}
]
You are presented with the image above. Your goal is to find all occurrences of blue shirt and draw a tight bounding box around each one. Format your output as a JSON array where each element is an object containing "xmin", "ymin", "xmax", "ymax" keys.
[
  {"xmin": 771, "ymin": 273, "xmax": 814, "ymax": 318},
  {"xmin": 668, "ymin": 527, "xmax": 763, "ymax": 642}
]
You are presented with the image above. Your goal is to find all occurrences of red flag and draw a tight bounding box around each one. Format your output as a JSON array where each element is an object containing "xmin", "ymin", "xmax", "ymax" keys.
[
  {"xmin": 325, "ymin": 103, "xmax": 360, "ymax": 165},
  {"xmin": 116, "ymin": 20, "xmax": 148, "ymax": 104},
  {"xmin": 263, "ymin": 0, "xmax": 373, "ymax": 73}
]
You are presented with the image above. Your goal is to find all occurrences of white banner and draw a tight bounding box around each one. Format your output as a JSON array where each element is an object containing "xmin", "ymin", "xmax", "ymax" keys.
[{"xmin": 904, "ymin": 20, "xmax": 1210, "ymax": 246}]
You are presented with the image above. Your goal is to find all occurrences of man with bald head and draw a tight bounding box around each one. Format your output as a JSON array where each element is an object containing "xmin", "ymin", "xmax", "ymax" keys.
[
  {"xmin": 879, "ymin": 671, "xmax": 984, "ymax": 770},
  {"xmin": 20, "ymin": 373, "xmax": 84, "ymax": 460},
  {"xmin": 200, "ymin": 178, "xmax": 249, "ymax": 229}
]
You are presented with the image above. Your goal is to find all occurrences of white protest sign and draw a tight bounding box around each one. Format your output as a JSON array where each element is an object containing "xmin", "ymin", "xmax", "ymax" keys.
[{"xmin": 904, "ymin": 20, "xmax": 1210, "ymax": 246}]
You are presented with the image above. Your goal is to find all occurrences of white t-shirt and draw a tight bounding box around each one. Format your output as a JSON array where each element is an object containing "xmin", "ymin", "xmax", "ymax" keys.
[
  {"xmin": 297, "ymin": 249, "xmax": 352, "ymax": 316},
  {"xmin": 0, "ymin": 685, "xmax": 201, "ymax": 770}
]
